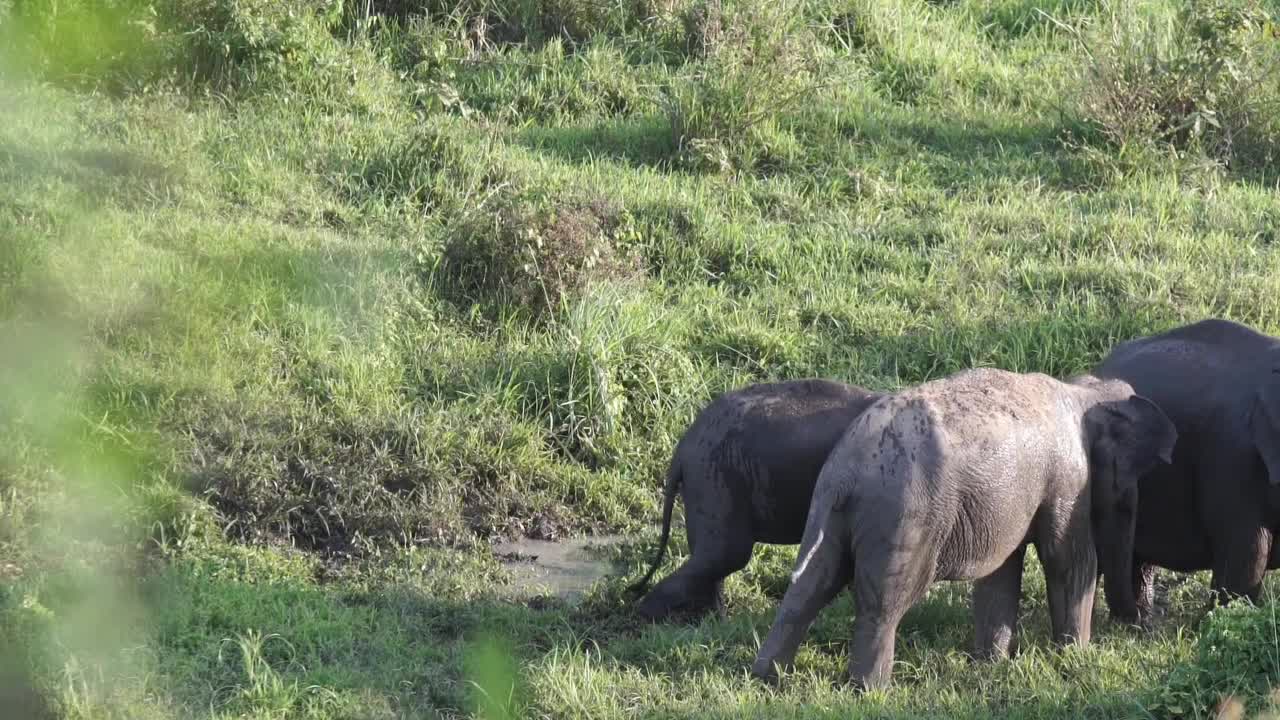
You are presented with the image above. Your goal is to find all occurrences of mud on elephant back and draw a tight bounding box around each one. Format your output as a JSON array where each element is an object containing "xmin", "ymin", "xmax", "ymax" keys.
[
  {"xmin": 627, "ymin": 379, "xmax": 883, "ymax": 622},
  {"xmin": 749, "ymin": 368, "xmax": 1176, "ymax": 691}
]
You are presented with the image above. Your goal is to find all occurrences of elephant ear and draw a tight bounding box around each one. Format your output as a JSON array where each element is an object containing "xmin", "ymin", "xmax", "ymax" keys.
[
  {"xmin": 1250, "ymin": 376, "xmax": 1280, "ymax": 486},
  {"xmin": 1092, "ymin": 395, "xmax": 1178, "ymax": 493}
]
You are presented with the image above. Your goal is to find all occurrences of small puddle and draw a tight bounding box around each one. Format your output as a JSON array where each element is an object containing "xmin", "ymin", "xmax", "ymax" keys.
[{"xmin": 494, "ymin": 534, "xmax": 630, "ymax": 602}]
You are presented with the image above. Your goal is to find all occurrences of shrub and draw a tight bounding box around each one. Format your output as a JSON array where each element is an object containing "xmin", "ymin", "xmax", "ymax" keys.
[
  {"xmin": 503, "ymin": 286, "xmax": 701, "ymax": 469},
  {"xmin": 1070, "ymin": 0, "xmax": 1280, "ymax": 169},
  {"xmin": 162, "ymin": 0, "xmax": 347, "ymax": 86},
  {"xmin": 661, "ymin": 0, "xmax": 828, "ymax": 172},
  {"xmin": 437, "ymin": 190, "xmax": 644, "ymax": 319}
]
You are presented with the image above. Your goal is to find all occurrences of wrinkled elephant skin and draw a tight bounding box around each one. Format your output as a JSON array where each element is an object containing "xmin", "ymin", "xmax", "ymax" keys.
[
  {"xmin": 630, "ymin": 379, "xmax": 882, "ymax": 622},
  {"xmin": 750, "ymin": 368, "xmax": 1176, "ymax": 690}
]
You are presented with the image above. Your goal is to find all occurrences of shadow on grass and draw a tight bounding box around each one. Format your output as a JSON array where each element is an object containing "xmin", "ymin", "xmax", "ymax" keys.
[
  {"xmin": 687, "ymin": 694, "xmax": 1149, "ymax": 720},
  {"xmin": 1225, "ymin": 154, "xmax": 1280, "ymax": 193},
  {"xmin": 517, "ymin": 115, "xmax": 680, "ymax": 172},
  {"xmin": 0, "ymin": 139, "xmax": 183, "ymax": 205},
  {"xmin": 516, "ymin": 102, "xmax": 1107, "ymax": 197},
  {"xmin": 0, "ymin": 644, "xmax": 54, "ymax": 720},
  {"xmin": 837, "ymin": 110, "xmax": 1103, "ymax": 193},
  {"xmin": 801, "ymin": 298, "xmax": 1180, "ymax": 388}
]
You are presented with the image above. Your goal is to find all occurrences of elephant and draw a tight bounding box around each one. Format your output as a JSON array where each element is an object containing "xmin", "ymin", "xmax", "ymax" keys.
[
  {"xmin": 1094, "ymin": 318, "xmax": 1280, "ymax": 621},
  {"xmin": 628, "ymin": 379, "xmax": 884, "ymax": 622},
  {"xmin": 749, "ymin": 368, "xmax": 1177, "ymax": 690}
]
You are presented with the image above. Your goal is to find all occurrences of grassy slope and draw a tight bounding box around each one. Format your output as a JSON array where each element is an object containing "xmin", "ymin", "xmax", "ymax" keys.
[{"xmin": 4, "ymin": 0, "xmax": 1280, "ymax": 717}]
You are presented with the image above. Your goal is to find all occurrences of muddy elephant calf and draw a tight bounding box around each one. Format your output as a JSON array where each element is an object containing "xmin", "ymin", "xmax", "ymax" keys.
[
  {"xmin": 751, "ymin": 369, "xmax": 1177, "ymax": 690},
  {"xmin": 629, "ymin": 379, "xmax": 883, "ymax": 621}
]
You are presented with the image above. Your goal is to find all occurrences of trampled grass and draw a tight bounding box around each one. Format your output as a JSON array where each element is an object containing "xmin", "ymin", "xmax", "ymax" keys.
[{"xmin": 4, "ymin": 0, "xmax": 1280, "ymax": 717}]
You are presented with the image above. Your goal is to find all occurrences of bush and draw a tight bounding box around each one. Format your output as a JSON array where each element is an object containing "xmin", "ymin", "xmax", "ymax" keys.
[
  {"xmin": 163, "ymin": 0, "xmax": 347, "ymax": 86},
  {"xmin": 1071, "ymin": 0, "xmax": 1280, "ymax": 169},
  {"xmin": 661, "ymin": 0, "xmax": 827, "ymax": 172},
  {"xmin": 502, "ymin": 286, "xmax": 701, "ymax": 469},
  {"xmin": 437, "ymin": 190, "xmax": 644, "ymax": 319}
]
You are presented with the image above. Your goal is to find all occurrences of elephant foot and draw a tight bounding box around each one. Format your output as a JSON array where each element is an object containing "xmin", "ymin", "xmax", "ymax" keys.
[
  {"xmin": 643, "ymin": 601, "xmax": 719, "ymax": 626},
  {"xmin": 676, "ymin": 606, "xmax": 717, "ymax": 626},
  {"xmin": 847, "ymin": 672, "xmax": 891, "ymax": 695},
  {"xmin": 634, "ymin": 594, "xmax": 672, "ymax": 623},
  {"xmin": 1123, "ymin": 612, "xmax": 1158, "ymax": 633},
  {"xmin": 635, "ymin": 582, "xmax": 720, "ymax": 624},
  {"xmin": 1109, "ymin": 609, "xmax": 1157, "ymax": 633},
  {"xmin": 969, "ymin": 640, "xmax": 1018, "ymax": 663},
  {"xmin": 750, "ymin": 659, "xmax": 785, "ymax": 687}
]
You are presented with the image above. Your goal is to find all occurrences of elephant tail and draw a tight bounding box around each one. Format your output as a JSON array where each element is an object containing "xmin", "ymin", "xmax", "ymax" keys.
[{"xmin": 627, "ymin": 457, "xmax": 682, "ymax": 596}]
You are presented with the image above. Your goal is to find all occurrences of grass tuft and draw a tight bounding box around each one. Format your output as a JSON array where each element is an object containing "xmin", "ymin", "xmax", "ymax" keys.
[
  {"xmin": 437, "ymin": 188, "xmax": 645, "ymax": 320},
  {"xmin": 662, "ymin": 0, "xmax": 830, "ymax": 172}
]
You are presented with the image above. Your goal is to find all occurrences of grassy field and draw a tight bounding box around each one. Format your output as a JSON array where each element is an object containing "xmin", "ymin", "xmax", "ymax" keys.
[{"xmin": 5, "ymin": 0, "xmax": 1280, "ymax": 717}]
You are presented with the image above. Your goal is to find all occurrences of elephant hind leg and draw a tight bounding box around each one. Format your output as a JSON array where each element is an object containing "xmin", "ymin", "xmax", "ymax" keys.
[
  {"xmin": 1132, "ymin": 561, "xmax": 1156, "ymax": 623},
  {"xmin": 847, "ymin": 608, "xmax": 903, "ymax": 691},
  {"xmin": 846, "ymin": 541, "xmax": 935, "ymax": 691},
  {"xmin": 635, "ymin": 562, "xmax": 698, "ymax": 621},
  {"xmin": 751, "ymin": 523, "xmax": 852, "ymax": 682},
  {"xmin": 689, "ymin": 535, "xmax": 756, "ymax": 618},
  {"xmin": 1210, "ymin": 525, "xmax": 1272, "ymax": 606},
  {"xmin": 636, "ymin": 535, "xmax": 754, "ymax": 622}
]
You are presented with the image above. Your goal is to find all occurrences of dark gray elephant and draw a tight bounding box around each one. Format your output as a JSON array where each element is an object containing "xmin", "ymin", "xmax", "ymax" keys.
[
  {"xmin": 629, "ymin": 379, "xmax": 883, "ymax": 621},
  {"xmin": 750, "ymin": 368, "xmax": 1176, "ymax": 690},
  {"xmin": 1095, "ymin": 318, "xmax": 1280, "ymax": 621}
]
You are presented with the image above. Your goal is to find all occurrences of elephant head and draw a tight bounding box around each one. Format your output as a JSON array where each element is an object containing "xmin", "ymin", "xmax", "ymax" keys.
[{"xmin": 1081, "ymin": 389, "xmax": 1177, "ymax": 622}]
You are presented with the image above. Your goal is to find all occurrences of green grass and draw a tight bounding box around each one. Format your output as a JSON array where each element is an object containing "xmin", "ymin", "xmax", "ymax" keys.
[{"xmin": 4, "ymin": 0, "xmax": 1280, "ymax": 717}]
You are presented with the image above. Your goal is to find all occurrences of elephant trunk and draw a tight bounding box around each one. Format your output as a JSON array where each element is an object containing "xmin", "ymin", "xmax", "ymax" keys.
[{"xmin": 1096, "ymin": 496, "xmax": 1140, "ymax": 625}]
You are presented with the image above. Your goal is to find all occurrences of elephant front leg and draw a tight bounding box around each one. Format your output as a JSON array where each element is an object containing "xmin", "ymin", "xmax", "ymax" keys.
[
  {"xmin": 1037, "ymin": 530, "xmax": 1098, "ymax": 647},
  {"xmin": 751, "ymin": 529, "xmax": 852, "ymax": 683},
  {"xmin": 972, "ymin": 544, "xmax": 1026, "ymax": 660}
]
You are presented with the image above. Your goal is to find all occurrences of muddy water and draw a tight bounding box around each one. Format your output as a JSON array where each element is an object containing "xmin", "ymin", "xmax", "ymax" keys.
[{"xmin": 494, "ymin": 534, "xmax": 630, "ymax": 602}]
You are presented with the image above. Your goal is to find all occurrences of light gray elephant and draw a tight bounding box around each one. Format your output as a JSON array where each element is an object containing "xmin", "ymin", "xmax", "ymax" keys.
[
  {"xmin": 629, "ymin": 379, "xmax": 883, "ymax": 621},
  {"xmin": 750, "ymin": 368, "xmax": 1177, "ymax": 690}
]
